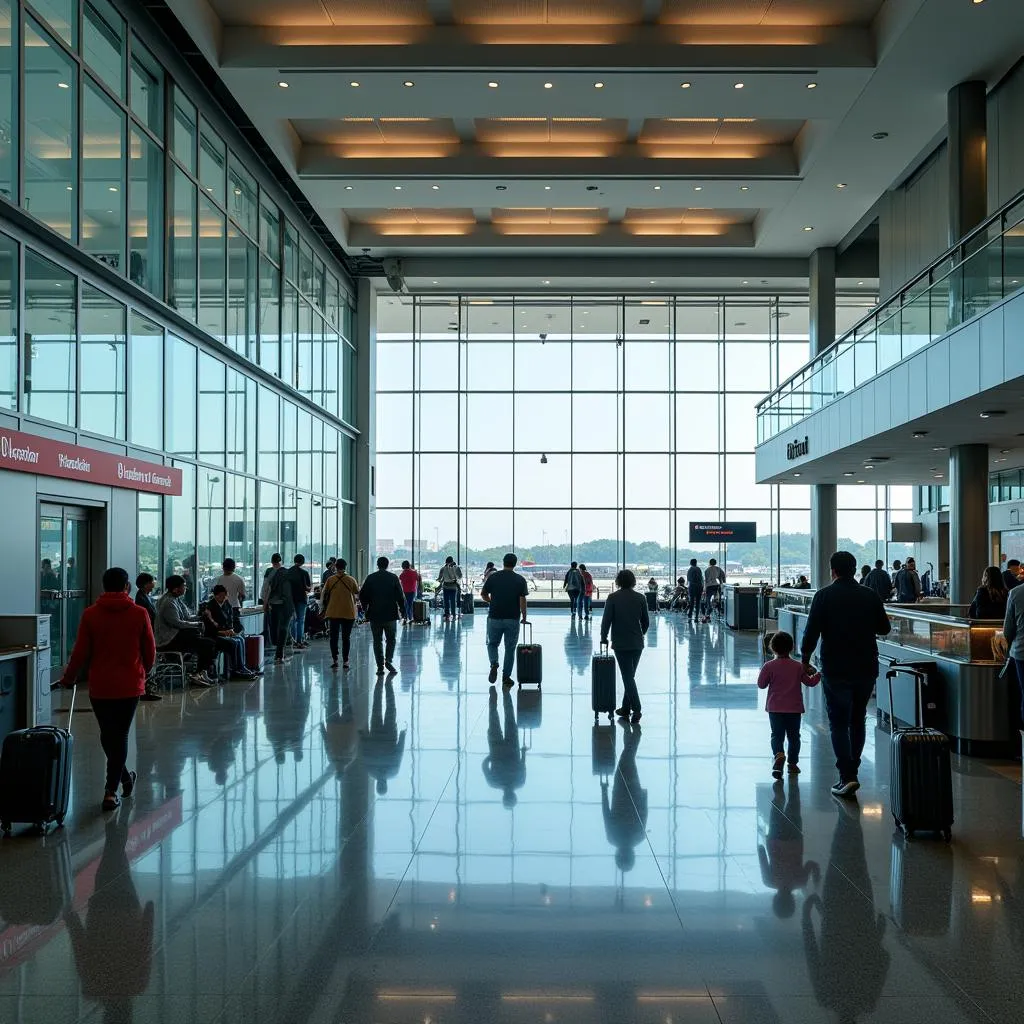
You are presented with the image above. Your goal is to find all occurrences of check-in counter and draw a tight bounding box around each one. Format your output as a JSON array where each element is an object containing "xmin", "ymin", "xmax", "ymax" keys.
[
  {"xmin": 774, "ymin": 587, "xmax": 1017, "ymax": 757},
  {"xmin": 724, "ymin": 584, "xmax": 760, "ymax": 630},
  {"xmin": 0, "ymin": 646, "xmax": 37, "ymax": 744}
]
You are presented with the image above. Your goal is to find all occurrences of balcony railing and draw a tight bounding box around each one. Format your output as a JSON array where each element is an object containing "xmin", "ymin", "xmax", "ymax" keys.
[{"xmin": 756, "ymin": 189, "xmax": 1024, "ymax": 445}]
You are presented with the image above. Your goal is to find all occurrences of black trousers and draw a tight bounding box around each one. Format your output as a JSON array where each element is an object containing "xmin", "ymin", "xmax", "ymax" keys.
[
  {"xmin": 91, "ymin": 697, "xmax": 139, "ymax": 795},
  {"xmin": 164, "ymin": 630, "xmax": 216, "ymax": 673},
  {"xmin": 329, "ymin": 618, "xmax": 355, "ymax": 663}
]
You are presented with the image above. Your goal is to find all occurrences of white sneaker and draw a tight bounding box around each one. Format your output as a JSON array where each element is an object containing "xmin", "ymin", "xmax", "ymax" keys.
[{"xmin": 189, "ymin": 674, "xmax": 212, "ymax": 688}]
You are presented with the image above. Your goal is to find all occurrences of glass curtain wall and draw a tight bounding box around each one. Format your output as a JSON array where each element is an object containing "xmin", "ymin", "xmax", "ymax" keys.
[{"xmin": 377, "ymin": 294, "xmax": 910, "ymax": 595}]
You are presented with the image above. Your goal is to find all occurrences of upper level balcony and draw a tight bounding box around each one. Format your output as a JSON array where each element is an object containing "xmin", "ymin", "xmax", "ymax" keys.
[{"xmin": 756, "ymin": 190, "xmax": 1024, "ymax": 447}]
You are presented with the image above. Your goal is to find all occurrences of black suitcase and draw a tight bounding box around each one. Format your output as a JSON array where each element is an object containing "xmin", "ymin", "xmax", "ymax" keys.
[
  {"xmin": 0, "ymin": 686, "xmax": 75, "ymax": 835},
  {"xmin": 592, "ymin": 722, "xmax": 616, "ymax": 776},
  {"xmin": 516, "ymin": 620, "xmax": 542, "ymax": 687},
  {"xmin": 0, "ymin": 832, "xmax": 73, "ymax": 924},
  {"xmin": 889, "ymin": 835, "xmax": 953, "ymax": 935},
  {"xmin": 887, "ymin": 669, "xmax": 953, "ymax": 840},
  {"xmin": 591, "ymin": 641, "xmax": 617, "ymax": 722},
  {"xmin": 413, "ymin": 599, "xmax": 428, "ymax": 624},
  {"xmin": 645, "ymin": 590, "xmax": 658, "ymax": 612},
  {"xmin": 516, "ymin": 688, "xmax": 542, "ymax": 730},
  {"xmin": 462, "ymin": 592, "xmax": 474, "ymax": 615}
]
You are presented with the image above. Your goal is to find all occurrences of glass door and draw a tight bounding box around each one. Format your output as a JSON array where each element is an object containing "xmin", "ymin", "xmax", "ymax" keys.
[{"xmin": 38, "ymin": 504, "xmax": 92, "ymax": 670}]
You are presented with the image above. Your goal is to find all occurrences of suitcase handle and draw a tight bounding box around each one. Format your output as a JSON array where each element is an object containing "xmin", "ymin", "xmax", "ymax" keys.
[
  {"xmin": 49, "ymin": 682, "xmax": 76, "ymax": 734},
  {"xmin": 885, "ymin": 665, "xmax": 923, "ymax": 730},
  {"xmin": 600, "ymin": 640, "xmax": 609, "ymax": 654},
  {"xmin": 522, "ymin": 620, "xmax": 532, "ymax": 645}
]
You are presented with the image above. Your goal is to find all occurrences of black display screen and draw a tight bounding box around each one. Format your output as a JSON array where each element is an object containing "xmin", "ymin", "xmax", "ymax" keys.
[{"xmin": 689, "ymin": 521, "xmax": 757, "ymax": 543}]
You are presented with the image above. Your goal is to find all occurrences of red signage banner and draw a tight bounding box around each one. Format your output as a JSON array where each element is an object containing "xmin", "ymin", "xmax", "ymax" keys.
[{"xmin": 0, "ymin": 427, "xmax": 182, "ymax": 496}]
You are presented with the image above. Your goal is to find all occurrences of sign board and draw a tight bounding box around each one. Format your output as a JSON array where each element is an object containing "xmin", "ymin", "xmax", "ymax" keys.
[
  {"xmin": 0, "ymin": 427, "xmax": 182, "ymax": 495},
  {"xmin": 689, "ymin": 521, "xmax": 758, "ymax": 543},
  {"xmin": 786, "ymin": 435, "xmax": 809, "ymax": 460}
]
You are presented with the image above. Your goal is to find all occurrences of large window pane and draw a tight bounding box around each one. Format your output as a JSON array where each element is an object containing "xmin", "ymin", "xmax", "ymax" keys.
[
  {"xmin": 199, "ymin": 120, "xmax": 225, "ymax": 204},
  {"xmin": 83, "ymin": 0, "xmax": 124, "ymax": 98},
  {"xmin": 515, "ymin": 453, "xmax": 570, "ymax": 508},
  {"xmin": 24, "ymin": 17, "xmax": 77, "ymax": 240},
  {"xmin": 0, "ymin": 0, "xmax": 16, "ymax": 203},
  {"xmin": 257, "ymin": 385, "xmax": 279, "ymax": 479},
  {"xmin": 32, "ymin": 0, "xmax": 74, "ymax": 47},
  {"xmin": 165, "ymin": 334, "xmax": 196, "ymax": 457},
  {"xmin": 170, "ymin": 167, "xmax": 196, "ymax": 320},
  {"xmin": 376, "ymin": 392, "xmax": 412, "ymax": 452},
  {"xmin": 79, "ymin": 284, "xmax": 125, "ymax": 439},
  {"xmin": 676, "ymin": 394, "xmax": 720, "ymax": 451},
  {"xmin": 226, "ymin": 369, "xmax": 254, "ymax": 474},
  {"xmin": 281, "ymin": 282, "xmax": 296, "ymax": 386},
  {"xmin": 129, "ymin": 38, "xmax": 162, "ymax": 135},
  {"xmin": 228, "ymin": 154, "xmax": 257, "ymax": 237},
  {"xmin": 227, "ymin": 224, "xmax": 256, "ymax": 357},
  {"xmin": 24, "ymin": 251, "xmax": 75, "ymax": 425},
  {"xmin": 260, "ymin": 194, "xmax": 280, "ymax": 261},
  {"xmin": 258, "ymin": 254, "xmax": 280, "ymax": 375},
  {"xmin": 137, "ymin": 492, "xmax": 162, "ymax": 580},
  {"xmin": 226, "ymin": 474, "xmax": 255, "ymax": 597},
  {"xmin": 128, "ymin": 311, "xmax": 161, "ymax": 449},
  {"xmin": 128, "ymin": 129, "xmax": 162, "ymax": 295},
  {"xmin": 172, "ymin": 87, "xmax": 196, "ymax": 172},
  {"xmin": 0, "ymin": 233, "xmax": 17, "ymax": 410},
  {"xmin": 572, "ymin": 394, "xmax": 619, "ymax": 453},
  {"xmin": 515, "ymin": 393, "xmax": 569, "ymax": 453},
  {"xmin": 81, "ymin": 80, "xmax": 125, "ymax": 270},
  {"xmin": 166, "ymin": 462, "xmax": 197, "ymax": 609},
  {"xmin": 197, "ymin": 468, "xmax": 224, "ymax": 593},
  {"xmin": 198, "ymin": 352, "xmax": 226, "ymax": 465},
  {"xmin": 376, "ymin": 453, "xmax": 411, "ymax": 508},
  {"xmin": 515, "ymin": 342, "xmax": 570, "ymax": 390},
  {"xmin": 198, "ymin": 196, "xmax": 225, "ymax": 340}
]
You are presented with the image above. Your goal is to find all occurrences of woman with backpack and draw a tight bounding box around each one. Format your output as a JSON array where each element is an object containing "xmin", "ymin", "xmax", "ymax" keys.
[{"xmin": 563, "ymin": 561, "xmax": 585, "ymax": 618}]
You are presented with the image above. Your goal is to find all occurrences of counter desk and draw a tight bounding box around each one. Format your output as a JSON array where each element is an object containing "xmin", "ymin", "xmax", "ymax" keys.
[{"xmin": 774, "ymin": 588, "xmax": 1017, "ymax": 758}]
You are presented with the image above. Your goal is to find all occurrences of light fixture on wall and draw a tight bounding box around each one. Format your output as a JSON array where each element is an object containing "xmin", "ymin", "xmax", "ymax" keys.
[{"xmin": 540, "ymin": 454, "xmax": 548, "ymax": 464}]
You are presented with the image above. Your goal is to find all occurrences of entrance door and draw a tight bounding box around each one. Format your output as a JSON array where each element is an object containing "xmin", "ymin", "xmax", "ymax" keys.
[{"xmin": 39, "ymin": 504, "xmax": 92, "ymax": 671}]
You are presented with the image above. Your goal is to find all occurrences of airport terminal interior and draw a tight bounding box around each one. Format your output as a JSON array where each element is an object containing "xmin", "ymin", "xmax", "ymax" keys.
[{"xmin": 3, "ymin": 0, "xmax": 1024, "ymax": 1021}]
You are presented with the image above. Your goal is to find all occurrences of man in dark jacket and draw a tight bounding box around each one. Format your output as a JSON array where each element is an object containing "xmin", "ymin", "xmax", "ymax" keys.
[
  {"xmin": 801, "ymin": 550, "xmax": 891, "ymax": 799},
  {"xmin": 861, "ymin": 559, "xmax": 892, "ymax": 602},
  {"xmin": 1003, "ymin": 559, "xmax": 1023, "ymax": 592},
  {"xmin": 685, "ymin": 559, "xmax": 704, "ymax": 622},
  {"xmin": 359, "ymin": 556, "xmax": 405, "ymax": 675}
]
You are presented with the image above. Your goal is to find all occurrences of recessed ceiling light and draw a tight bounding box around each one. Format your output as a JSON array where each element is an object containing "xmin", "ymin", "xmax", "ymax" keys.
[
  {"xmin": 108, "ymin": 186, "xmax": 118, "ymax": 192},
  {"xmin": 836, "ymin": 183, "xmax": 847, "ymax": 189},
  {"xmin": 858, "ymin": 281, "xmax": 865, "ymax": 286},
  {"xmin": 394, "ymin": 185, "xmax": 402, "ymax": 190},
  {"xmin": 857, "ymin": 480, "xmax": 865, "ymax": 484},
  {"xmin": 934, "ymin": 473, "xmax": 944, "ymax": 478},
  {"xmin": 843, "ymin": 472, "xmax": 855, "ymax": 477},
  {"xmin": 872, "ymin": 131, "xmax": 889, "ymax": 140},
  {"xmin": 1002, "ymin": 448, "xmax": 1011, "ymax": 454},
  {"xmin": 680, "ymin": 82, "xmax": 691, "ymax": 89},
  {"xmin": 57, "ymin": 82, "xmax": 69, "ymax": 89},
  {"xmin": 694, "ymin": 185, "xmax": 703, "ymax": 191},
  {"xmin": 65, "ymin": 185, "xmax": 72, "ymax": 191},
  {"xmin": 742, "ymin": 280, "xmax": 749, "ymax": 285},
  {"xmin": 544, "ymin": 185, "xmax": 551, "ymax": 190},
  {"xmin": 350, "ymin": 81, "xmax": 360, "ymax": 88},
  {"xmin": 740, "ymin": 185, "xmax": 750, "ymax": 191},
  {"xmin": 653, "ymin": 185, "xmax": 661, "ymax": 190},
  {"xmin": 806, "ymin": 82, "xmax": 817, "ymax": 89},
  {"xmin": 996, "ymin": 458, "xmax": 1008, "ymax": 463},
  {"xmin": 734, "ymin": 82, "xmax": 744, "ymax": 89},
  {"xmin": 277, "ymin": 81, "xmax": 289, "ymax": 89},
  {"xmin": 912, "ymin": 431, "xmax": 928, "ymax": 438},
  {"xmin": 650, "ymin": 280, "xmax": 656, "ymax": 285},
  {"xmin": 864, "ymin": 464, "xmax": 874, "ymax": 470},
  {"xmin": 594, "ymin": 81, "xmax": 604, "ymax": 89},
  {"xmin": 496, "ymin": 184, "xmax": 507, "ymax": 191},
  {"xmin": 803, "ymin": 226, "xmax": 814, "ymax": 231},
  {"xmin": 980, "ymin": 410, "xmax": 1006, "ymax": 418},
  {"xmin": 403, "ymin": 80, "xmax": 414, "ymax": 88},
  {"xmin": 793, "ymin": 472, "xmax": 801, "ymax": 477},
  {"xmin": 932, "ymin": 446, "xmax": 946, "ymax": 451},
  {"xmin": 233, "ymin": 188, "xmax": 241, "ymax": 195},
  {"xmin": 542, "ymin": 279, "xmax": 550, "ymax": 284},
  {"xmin": 344, "ymin": 185, "xmax": 353, "ymax": 190},
  {"xmin": 544, "ymin": 82, "xmax": 553, "ymax": 89},
  {"xmin": 431, "ymin": 184, "xmax": 440, "ymax": 190},
  {"xmin": 488, "ymin": 81, "xmax": 499, "ymax": 89}
]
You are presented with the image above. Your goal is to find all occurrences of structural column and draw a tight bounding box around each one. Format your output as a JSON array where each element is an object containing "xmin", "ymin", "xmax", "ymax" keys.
[
  {"xmin": 949, "ymin": 444, "xmax": 990, "ymax": 605},
  {"xmin": 947, "ymin": 81, "xmax": 988, "ymax": 246},
  {"xmin": 354, "ymin": 278, "xmax": 377, "ymax": 581},
  {"xmin": 809, "ymin": 247, "xmax": 837, "ymax": 588}
]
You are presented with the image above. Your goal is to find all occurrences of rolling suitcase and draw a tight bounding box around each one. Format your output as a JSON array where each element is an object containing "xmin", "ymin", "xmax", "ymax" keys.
[
  {"xmin": 0, "ymin": 685, "xmax": 75, "ymax": 835},
  {"xmin": 413, "ymin": 599, "xmax": 428, "ymax": 624},
  {"xmin": 516, "ymin": 620, "xmax": 542, "ymax": 687},
  {"xmin": 592, "ymin": 641, "xmax": 617, "ymax": 722},
  {"xmin": 592, "ymin": 722, "xmax": 616, "ymax": 775},
  {"xmin": 887, "ymin": 668, "xmax": 953, "ymax": 840},
  {"xmin": 462, "ymin": 592, "xmax": 474, "ymax": 615},
  {"xmin": 245, "ymin": 633, "xmax": 265, "ymax": 670},
  {"xmin": 646, "ymin": 590, "xmax": 658, "ymax": 612}
]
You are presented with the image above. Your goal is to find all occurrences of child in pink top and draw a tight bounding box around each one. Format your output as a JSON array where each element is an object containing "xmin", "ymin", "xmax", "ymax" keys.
[{"xmin": 757, "ymin": 631, "xmax": 820, "ymax": 778}]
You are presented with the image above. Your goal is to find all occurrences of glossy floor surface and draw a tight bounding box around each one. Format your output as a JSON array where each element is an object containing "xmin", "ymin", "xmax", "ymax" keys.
[{"xmin": 1, "ymin": 610, "xmax": 1023, "ymax": 1024}]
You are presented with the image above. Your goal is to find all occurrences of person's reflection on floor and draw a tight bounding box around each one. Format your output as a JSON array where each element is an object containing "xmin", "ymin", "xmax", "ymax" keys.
[
  {"xmin": 602, "ymin": 721, "xmax": 648, "ymax": 872},
  {"xmin": 482, "ymin": 686, "xmax": 526, "ymax": 808},
  {"xmin": 322, "ymin": 677, "xmax": 359, "ymax": 778},
  {"xmin": 359, "ymin": 680, "xmax": 406, "ymax": 795},
  {"xmin": 758, "ymin": 779, "xmax": 819, "ymax": 918},
  {"xmin": 398, "ymin": 625, "xmax": 422, "ymax": 683},
  {"xmin": 439, "ymin": 617, "xmax": 461, "ymax": 690},
  {"xmin": 564, "ymin": 618, "xmax": 591, "ymax": 676},
  {"xmin": 265, "ymin": 674, "xmax": 312, "ymax": 764},
  {"xmin": 65, "ymin": 806, "xmax": 154, "ymax": 1024},
  {"xmin": 803, "ymin": 802, "xmax": 890, "ymax": 1022}
]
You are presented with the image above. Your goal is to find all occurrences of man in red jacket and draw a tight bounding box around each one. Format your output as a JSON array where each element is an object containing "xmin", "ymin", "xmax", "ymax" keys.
[{"xmin": 60, "ymin": 566, "xmax": 156, "ymax": 812}]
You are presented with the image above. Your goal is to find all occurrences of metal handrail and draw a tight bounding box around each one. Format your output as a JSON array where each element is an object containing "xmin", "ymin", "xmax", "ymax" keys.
[{"xmin": 756, "ymin": 182, "xmax": 1024, "ymax": 440}]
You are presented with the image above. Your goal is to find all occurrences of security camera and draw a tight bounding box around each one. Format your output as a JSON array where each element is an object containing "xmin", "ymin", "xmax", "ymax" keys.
[
  {"xmin": 382, "ymin": 257, "xmax": 406, "ymax": 294},
  {"xmin": 539, "ymin": 332, "xmax": 548, "ymax": 342}
]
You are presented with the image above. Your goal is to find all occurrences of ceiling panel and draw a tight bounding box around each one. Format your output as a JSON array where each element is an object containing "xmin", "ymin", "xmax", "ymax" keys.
[
  {"xmin": 451, "ymin": 0, "xmax": 644, "ymax": 24},
  {"xmin": 659, "ymin": 0, "xmax": 883, "ymax": 27},
  {"xmin": 207, "ymin": 0, "xmax": 333, "ymax": 26}
]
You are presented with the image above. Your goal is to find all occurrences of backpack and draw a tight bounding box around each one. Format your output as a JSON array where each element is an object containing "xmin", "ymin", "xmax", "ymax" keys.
[
  {"xmin": 267, "ymin": 566, "xmax": 291, "ymax": 606},
  {"xmin": 566, "ymin": 568, "xmax": 582, "ymax": 591},
  {"xmin": 440, "ymin": 564, "xmax": 459, "ymax": 588}
]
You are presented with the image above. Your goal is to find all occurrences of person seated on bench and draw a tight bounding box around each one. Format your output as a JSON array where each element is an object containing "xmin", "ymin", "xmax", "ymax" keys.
[
  {"xmin": 154, "ymin": 575, "xmax": 218, "ymax": 687},
  {"xmin": 204, "ymin": 585, "xmax": 256, "ymax": 680}
]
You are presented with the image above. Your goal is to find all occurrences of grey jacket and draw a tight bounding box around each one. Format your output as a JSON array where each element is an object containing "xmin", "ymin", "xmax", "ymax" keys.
[
  {"xmin": 154, "ymin": 592, "xmax": 201, "ymax": 648},
  {"xmin": 600, "ymin": 588, "xmax": 650, "ymax": 651},
  {"xmin": 1002, "ymin": 585, "xmax": 1024, "ymax": 660}
]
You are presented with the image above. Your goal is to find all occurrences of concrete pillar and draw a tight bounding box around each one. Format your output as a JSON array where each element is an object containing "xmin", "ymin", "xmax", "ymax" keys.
[
  {"xmin": 354, "ymin": 278, "xmax": 377, "ymax": 581},
  {"xmin": 811, "ymin": 484, "xmax": 838, "ymax": 590},
  {"xmin": 808, "ymin": 247, "xmax": 838, "ymax": 589},
  {"xmin": 947, "ymin": 81, "xmax": 988, "ymax": 246},
  {"xmin": 949, "ymin": 444, "xmax": 990, "ymax": 605}
]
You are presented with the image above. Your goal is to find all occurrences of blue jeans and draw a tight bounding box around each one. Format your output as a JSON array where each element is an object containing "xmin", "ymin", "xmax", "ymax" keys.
[
  {"xmin": 582, "ymin": 594, "xmax": 592, "ymax": 617},
  {"xmin": 486, "ymin": 617, "xmax": 521, "ymax": 678},
  {"xmin": 688, "ymin": 587, "xmax": 703, "ymax": 618},
  {"xmin": 769, "ymin": 711, "xmax": 802, "ymax": 763},
  {"xmin": 442, "ymin": 588, "xmax": 458, "ymax": 617},
  {"xmin": 291, "ymin": 602, "xmax": 307, "ymax": 641},
  {"xmin": 568, "ymin": 590, "xmax": 581, "ymax": 615},
  {"xmin": 821, "ymin": 676, "xmax": 876, "ymax": 782},
  {"xmin": 403, "ymin": 592, "xmax": 415, "ymax": 621}
]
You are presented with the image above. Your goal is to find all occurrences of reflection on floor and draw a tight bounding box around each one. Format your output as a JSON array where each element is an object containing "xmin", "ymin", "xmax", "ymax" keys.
[{"xmin": 0, "ymin": 609, "xmax": 1022, "ymax": 1023}]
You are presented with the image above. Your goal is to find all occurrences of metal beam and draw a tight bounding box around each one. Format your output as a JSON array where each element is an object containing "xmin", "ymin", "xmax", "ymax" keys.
[
  {"xmin": 424, "ymin": 0, "xmax": 454, "ymax": 25},
  {"xmin": 222, "ymin": 26, "xmax": 875, "ymax": 70}
]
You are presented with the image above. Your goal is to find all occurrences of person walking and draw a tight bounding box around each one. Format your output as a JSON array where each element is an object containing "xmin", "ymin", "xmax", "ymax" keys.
[
  {"xmin": 322, "ymin": 557, "xmax": 360, "ymax": 670},
  {"xmin": 286, "ymin": 554, "xmax": 313, "ymax": 647},
  {"xmin": 480, "ymin": 552, "xmax": 529, "ymax": 688},
  {"xmin": 893, "ymin": 557, "xmax": 922, "ymax": 603},
  {"xmin": 399, "ymin": 559, "xmax": 421, "ymax": 624},
  {"xmin": 704, "ymin": 557, "xmax": 726, "ymax": 615},
  {"xmin": 757, "ymin": 630, "xmax": 820, "ymax": 778},
  {"xmin": 213, "ymin": 558, "xmax": 247, "ymax": 633},
  {"xmin": 600, "ymin": 569, "xmax": 650, "ymax": 724},
  {"xmin": 360, "ymin": 556, "xmax": 405, "ymax": 675},
  {"xmin": 685, "ymin": 558, "xmax": 704, "ymax": 622},
  {"xmin": 563, "ymin": 561, "xmax": 585, "ymax": 619},
  {"xmin": 580, "ymin": 563, "xmax": 596, "ymax": 620},
  {"xmin": 437, "ymin": 555, "xmax": 462, "ymax": 621},
  {"xmin": 134, "ymin": 573, "xmax": 162, "ymax": 702},
  {"xmin": 968, "ymin": 566, "xmax": 1008, "ymax": 619},
  {"xmin": 862, "ymin": 559, "xmax": 892, "ymax": 602},
  {"xmin": 1001, "ymin": 578, "xmax": 1024, "ymax": 726},
  {"xmin": 800, "ymin": 550, "xmax": 891, "ymax": 799},
  {"xmin": 262, "ymin": 553, "xmax": 295, "ymax": 665},
  {"xmin": 57, "ymin": 567, "xmax": 156, "ymax": 812}
]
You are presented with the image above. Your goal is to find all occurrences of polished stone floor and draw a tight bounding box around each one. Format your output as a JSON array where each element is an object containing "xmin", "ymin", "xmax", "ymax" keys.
[{"xmin": 1, "ymin": 609, "xmax": 1023, "ymax": 1024}]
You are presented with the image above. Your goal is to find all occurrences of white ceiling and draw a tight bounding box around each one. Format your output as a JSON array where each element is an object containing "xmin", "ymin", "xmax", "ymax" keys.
[{"xmin": 166, "ymin": 0, "xmax": 1024, "ymax": 290}]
